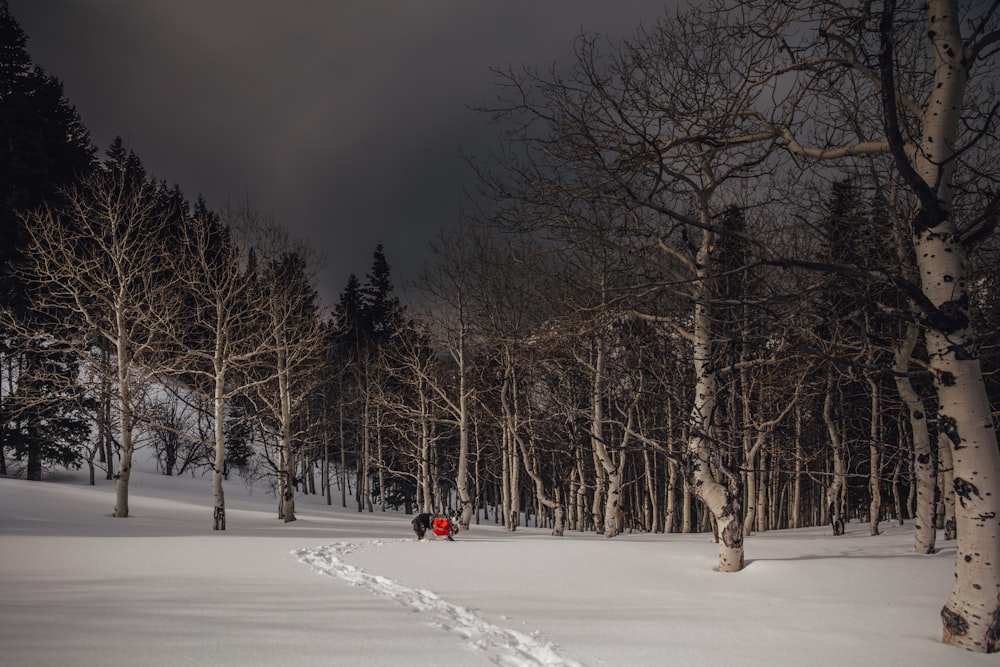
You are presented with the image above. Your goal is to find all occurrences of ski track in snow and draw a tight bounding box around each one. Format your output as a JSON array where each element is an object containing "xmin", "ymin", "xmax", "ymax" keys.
[{"xmin": 294, "ymin": 540, "xmax": 585, "ymax": 667}]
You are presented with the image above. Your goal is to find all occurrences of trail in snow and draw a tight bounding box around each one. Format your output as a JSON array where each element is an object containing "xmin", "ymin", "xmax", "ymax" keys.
[{"xmin": 294, "ymin": 540, "xmax": 585, "ymax": 667}]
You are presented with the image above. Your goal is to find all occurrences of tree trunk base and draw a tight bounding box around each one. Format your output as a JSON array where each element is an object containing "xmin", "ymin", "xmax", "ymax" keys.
[
  {"xmin": 718, "ymin": 544, "xmax": 744, "ymax": 573},
  {"xmin": 213, "ymin": 506, "xmax": 226, "ymax": 531}
]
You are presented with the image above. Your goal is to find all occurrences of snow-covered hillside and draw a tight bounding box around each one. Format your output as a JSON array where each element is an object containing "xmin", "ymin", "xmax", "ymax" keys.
[{"xmin": 0, "ymin": 461, "xmax": 993, "ymax": 667}]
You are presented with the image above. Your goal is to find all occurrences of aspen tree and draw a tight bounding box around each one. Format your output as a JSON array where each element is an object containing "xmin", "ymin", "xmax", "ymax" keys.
[
  {"xmin": 761, "ymin": 0, "xmax": 1000, "ymax": 649},
  {"xmin": 20, "ymin": 167, "xmax": 179, "ymax": 517},
  {"xmin": 880, "ymin": 1, "xmax": 1000, "ymax": 650},
  {"xmin": 165, "ymin": 205, "xmax": 265, "ymax": 530}
]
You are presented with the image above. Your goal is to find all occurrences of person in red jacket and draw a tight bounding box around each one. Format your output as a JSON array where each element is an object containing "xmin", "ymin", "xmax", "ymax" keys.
[{"xmin": 411, "ymin": 510, "xmax": 460, "ymax": 541}]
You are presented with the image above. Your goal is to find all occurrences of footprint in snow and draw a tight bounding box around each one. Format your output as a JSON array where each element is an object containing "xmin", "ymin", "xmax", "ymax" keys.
[{"xmin": 294, "ymin": 540, "xmax": 584, "ymax": 667}]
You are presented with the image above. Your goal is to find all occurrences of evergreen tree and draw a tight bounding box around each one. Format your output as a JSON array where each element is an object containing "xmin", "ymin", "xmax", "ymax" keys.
[
  {"xmin": 0, "ymin": 344, "xmax": 91, "ymax": 479},
  {"xmin": 336, "ymin": 273, "xmax": 365, "ymax": 347},
  {"xmin": 0, "ymin": 1, "xmax": 94, "ymax": 478},
  {"xmin": 330, "ymin": 245, "xmax": 407, "ymax": 512},
  {"xmin": 362, "ymin": 242, "xmax": 402, "ymax": 345},
  {"xmin": 0, "ymin": 0, "xmax": 94, "ymax": 309}
]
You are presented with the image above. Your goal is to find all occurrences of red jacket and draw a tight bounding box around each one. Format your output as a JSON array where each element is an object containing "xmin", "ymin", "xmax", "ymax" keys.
[{"xmin": 432, "ymin": 516, "xmax": 454, "ymax": 536}]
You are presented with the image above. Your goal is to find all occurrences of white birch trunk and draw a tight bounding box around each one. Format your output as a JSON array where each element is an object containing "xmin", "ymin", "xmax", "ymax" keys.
[
  {"xmin": 643, "ymin": 449, "xmax": 659, "ymax": 533},
  {"xmin": 767, "ymin": 455, "xmax": 779, "ymax": 531},
  {"xmin": 823, "ymin": 388, "xmax": 846, "ymax": 536},
  {"xmin": 509, "ymin": 434, "xmax": 521, "ymax": 529},
  {"xmin": 455, "ymin": 330, "xmax": 473, "ymax": 529},
  {"xmin": 687, "ymin": 219, "xmax": 743, "ymax": 571},
  {"xmin": 756, "ymin": 448, "xmax": 769, "ymax": 533},
  {"xmin": 575, "ymin": 449, "xmax": 588, "ymax": 532},
  {"xmin": 501, "ymin": 429, "xmax": 513, "ymax": 530},
  {"xmin": 338, "ymin": 394, "xmax": 347, "ymax": 509},
  {"xmin": 868, "ymin": 376, "xmax": 881, "ymax": 536},
  {"xmin": 893, "ymin": 322, "xmax": 936, "ymax": 553},
  {"xmin": 590, "ymin": 336, "xmax": 609, "ymax": 534},
  {"xmin": 502, "ymin": 355, "xmax": 565, "ymax": 536},
  {"xmin": 892, "ymin": 455, "xmax": 904, "ymax": 527},
  {"xmin": 571, "ymin": 480, "xmax": 579, "ymax": 530},
  {"xmin": 212, "ymin": 354, "xmax": 226, "ymax": 531},
  {"xmin": 418, "ymin": 379, "xmax": 433, "ymax": 513},
  {"xmin": 681, "ymin": 478, "xmax": 693, "ymax": 534},
  {"xmin": 589, "ymin": 335, "xmax": 628, "ymax": 538},
  {"xmin": 276, "ymin": 344, "xmax": 296, "ymax": 523},
  {"xmin": 791, "ymin": 406, "xmax": 803, "ymax": 530},
  {"xmin": 361, "ymin": 384, "xmax": 372, "ymax": 513},
  {"xmin": 376, "ymin": 417, "xmax": 386, "ymax": 512},
  {"xmin": 113, "ymin": 310, "xmax": 133, "ymax": 519},
  {"xmin": 665, "ymin": 419, "xmax": 679, "ymax": 533},
  {"xmin": 741, "ymin": 366, "xmax": 758, "ymax": 536},
  {"xmin": 903, "ymin": 1, "xmax": 1000, "ymax": 649}
]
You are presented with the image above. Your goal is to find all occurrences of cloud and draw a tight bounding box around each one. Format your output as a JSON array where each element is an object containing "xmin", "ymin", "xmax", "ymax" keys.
[{"xmin": 10, "ymin": 0, "xmax": 673, "ymax": 305}]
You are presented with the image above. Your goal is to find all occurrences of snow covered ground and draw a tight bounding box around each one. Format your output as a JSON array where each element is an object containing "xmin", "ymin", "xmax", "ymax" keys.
[{"xmin": 1, "ymin": 461, "xmax": 994, "ymax": 667}]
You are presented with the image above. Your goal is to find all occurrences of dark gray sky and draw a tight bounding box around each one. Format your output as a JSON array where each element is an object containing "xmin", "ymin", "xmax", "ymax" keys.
[{"xmin": 10, "ymin": 1, "xmax": 674, "ymax": 305}]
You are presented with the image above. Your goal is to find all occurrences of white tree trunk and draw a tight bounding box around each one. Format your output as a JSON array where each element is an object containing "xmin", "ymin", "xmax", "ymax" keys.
[
  {"xmin": 589, "ymin": 335, "xmax": 629, "ymax": 539},
  {"xmin": 277, "ymin": 346, "xmax": 296, "ymax": 523},
  {"xmin": 901, "ymin": 1, "xmax": 1000, "ymax": 649},
  {"xmin": 501, "ymin": 429, "xmax": 513, "ymax": 530},
  {"xmin": 590, "ymin": 336, "xmax": 609, "ymax": 535},
  {"xmin": 741, "ymin": 367, "xmax": 758, "ymax": 536},
  {"xmin": 338, "ymin": 395, "xmax": 347, "ymax": 509},
  {"xmin": 665, "ymin": 414, "xmax": 679, "ymax": 533},
  {"xmin": 756, "ymin": 448, "xmax": 769, "ymax": 534},
  {"xmin": 867, "ymin": 376, "xmax": 881, "ymax": 537},
  {"xmin": 361, "ymin": 383, "xmax": 372, "ymax": 513},
  {"xmin": 456, "ymin": 348, "xmax": 472, "ymax": 529},
  {"xmin": 687, "ymin": 221, "xmax": 743, "ymax": 571},
  {"xmin": 113, "ymin": 316, "xmax": 133, "ymax": 519},
  {"xmin": 823, "ymin": 387, "xmax": 846, "ymax": 536},
  {"xmin": 212, "ymin": 357, "xmax": 226, "ymax": 531},
  {"xmin": 643, "ymin": 449, "xmax": 659, "ymax": 533},
  {"xmin": 502, "ymin": 355, "xmax": 565, "ymax": 536},
  {"xmin": 893, "ymin": 322, "xmax": 936, "ymax": 553},
  {"xmin": 574, "ymin": 450, "xmax": 587, "ymax": 532},
  {"xmin": 511, "ymin": 436, "xmax": 522, "ymax": 528},
  {"xmin": 418, "ymin": 380, "xmax": 433, "ymax": 514},
  {"xmin": 791, "ymin": 406, "xmax": 803, "ymax": 530}
]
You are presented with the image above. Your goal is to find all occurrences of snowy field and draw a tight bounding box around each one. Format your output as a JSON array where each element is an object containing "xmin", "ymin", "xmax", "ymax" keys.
[{"xmin": 1, "ymin": 461, "xmax": 995, "ymax": 667}]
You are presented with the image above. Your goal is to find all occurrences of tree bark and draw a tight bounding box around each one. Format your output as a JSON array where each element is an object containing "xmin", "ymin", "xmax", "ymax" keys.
[
  {"xmin": 893, "ymin": 322, "xmax": 936, "ymax": 553},
  {"xmin": 113, "ymin": 317, "xmax": 133, "ymax": 519},
  {"xmin": 880, "ymin": 0, "xmax": 1000, "ymax": 649},
  {"xmin": 867, "ymin": 376, "xmax": 881, "ymax": 536},
  {"xmin": 686, "ymin": 213, "xmax": 743, "ymax": 571},
  {"xmin": 823, "ymin": 386, "xmax": 846, "ymax": 536},
  {"xmin": 791, "ymin": 405, "xmax": 803, "ymax": 530},
  {"xmin": 211, "ymin": 352, "xmax": 227, "ymax": 531},
  {"xmin": 455, "ymin": 338, "xmax": 473, "ymax": 529}
]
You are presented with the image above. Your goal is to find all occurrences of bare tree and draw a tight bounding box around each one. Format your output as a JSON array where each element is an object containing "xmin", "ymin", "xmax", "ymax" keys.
[
  {"xmin": 417, "ymin": 228, "xmax": 486, "ymax": 530},
  {"xmin": 18, "ymin": 167, "xmax": 180, "ymax": 517},
  {"xmin": 244, "ymin": 226, "xmax": 325, "ymax": 523},
  {"xmin": 753, "ymin": 0, "xmax": 1000, "ymax": 649},
  {"xmin": 164, "ymin": 203, "xmax": 267, "ymax": 530},
  {"xmin": 880, "ymin": 2, "xmax": 1000, "ymax": 649},
  {"xmin": 494, "ymin": 269, "xmax": 571, "ymax": 535},
  {"xmin": 481, "ymin": 5, "xmax": 793, "ymax": 566},
  {"xmin": 378, "ymin": 325, "xmax": 443, "ymax": 514}
]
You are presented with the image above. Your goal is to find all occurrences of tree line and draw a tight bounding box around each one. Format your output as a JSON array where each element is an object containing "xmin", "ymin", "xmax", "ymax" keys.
[{"xmin": 2, "ymin": 0, "xmax": 999, "ymax": 653}]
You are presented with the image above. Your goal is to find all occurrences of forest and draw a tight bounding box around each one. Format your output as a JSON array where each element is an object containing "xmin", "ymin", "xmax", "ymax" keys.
[{"xmin": 2, "ymin": 0, "xmax": 999, "ymax": 653}]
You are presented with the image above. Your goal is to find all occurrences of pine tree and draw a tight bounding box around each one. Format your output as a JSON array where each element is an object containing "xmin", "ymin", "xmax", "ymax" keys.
[
  {"xmin": 0, "ymin": 0, "xmax": 94, "ymax": 479},
  {"xmin": 362, "ymin": 242, "xmax": 402, "ymax": 345},
  {"xmin": 0, "ymin": 0, "xmax": 93, "ymax": 309},
  {"xmin": 331, "ymin": 245, "xmax": 406, "ymax": 512},
  {"xmin": 336, "ymin": 273, "xmax": 365, "ymax": 347}
]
